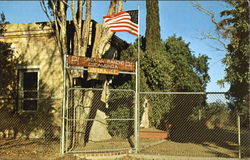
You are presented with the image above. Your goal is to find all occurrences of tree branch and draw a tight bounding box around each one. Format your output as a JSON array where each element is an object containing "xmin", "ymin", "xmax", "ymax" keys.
[
  {"xmin": 201, "ymin": 32, "xmax": 228, "ymax": 49},
  {"xmin": 192, "ymin": 2, "xmax": 231, "ymax": 52},
  {"xmin": 118, "ymin": 0, "xmax": 123, "ymax": 12},
  {"xmin": 81, "ymin": 0, "xmax": 92, "ymax": 56},
  {"xmin": 40, "ymin": 1, "xmax": 62, "ymax": 54},
  {"xmin": 192, "ymin": 2, "xmax": 232, "ymax": 33}
]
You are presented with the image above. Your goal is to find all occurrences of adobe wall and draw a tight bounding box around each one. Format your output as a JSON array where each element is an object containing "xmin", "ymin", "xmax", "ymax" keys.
[
  {"xmin": 0, "ymin": 22, "xmax": 63, "ymax": 139},
  {"xmin": 1, "ymin": 22, "xmax": 63, "ymax": 97}
]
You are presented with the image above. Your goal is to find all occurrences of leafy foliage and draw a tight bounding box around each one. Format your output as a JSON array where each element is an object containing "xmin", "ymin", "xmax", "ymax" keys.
[
  {"xmin": 142, "ymin": 94, "xmax": 173, "ymax": 129},
  {"xmin": 191, "ymin": 101, "xmax": 232, "ymax": 129},
  {"xmin": 107, "ymin": 106, "xmax": 134, "ymax": 138},
  {"xmin": 145, "ymin": 0, "xmax": 161, "ymax": 53},
  {"xmin": 111, "ymin": 35, "xmax": 210, "ymax": 129},
  {"xmin": 106, "ymin": 92, "xmax": 135, "ymax": 138},
  {"xmin": 216, "ymin": 0, "xmax": 249, "ymax": 113},
  {"xmin": 165, "ymin": 35, "xmax": 210, "ymax": 92},
  {"xmin": 141, "ymin": 49, "xmax": 174, "ymax": 92},
  {"xmin": 143, "ymin": 0, "xmax": 174, "ymax": 92}
]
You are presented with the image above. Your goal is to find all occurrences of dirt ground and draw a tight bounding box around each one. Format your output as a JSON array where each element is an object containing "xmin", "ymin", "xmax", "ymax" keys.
[
  {"xmin": 140, "ymin": 139, "xmax": 238, "ymax": 157},
  {"xmin": 0, "ymin": 131, "xmax": 249, "ymax": 160},
  {"xmin": 0, "ymin": 139, "xmax": 61, "ymax": 160}
]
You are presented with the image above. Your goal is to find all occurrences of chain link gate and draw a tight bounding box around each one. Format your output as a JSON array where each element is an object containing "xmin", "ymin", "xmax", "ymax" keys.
[
  {"xmin": 61, "ymin": 54, "xmax": 138, "ymax": 154},
  {"xmin": 62, "ymin": 88, "xmax": 136, "ymax": 153}
]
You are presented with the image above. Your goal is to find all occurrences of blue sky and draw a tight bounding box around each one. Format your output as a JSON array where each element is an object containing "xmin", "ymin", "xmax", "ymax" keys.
[{"xmin": 0, "ymin": 1, "xmax": 230, "ymax": 92}]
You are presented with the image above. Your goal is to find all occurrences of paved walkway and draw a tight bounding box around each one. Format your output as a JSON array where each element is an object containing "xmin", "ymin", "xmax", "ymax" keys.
[{"xmin": 81, "ymin": 153, "xmax": 247, "ymax": 160}]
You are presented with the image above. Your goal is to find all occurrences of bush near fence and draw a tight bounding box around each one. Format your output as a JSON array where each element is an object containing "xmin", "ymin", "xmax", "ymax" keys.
[{"xmin": 107, "ymin": 91, "xmax": 135, "ymax": 138}]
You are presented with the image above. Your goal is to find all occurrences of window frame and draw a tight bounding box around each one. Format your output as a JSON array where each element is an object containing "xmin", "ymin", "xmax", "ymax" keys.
[{"xmin": 18, "ymin": 66, "xmax": 39, "ymax": 112}]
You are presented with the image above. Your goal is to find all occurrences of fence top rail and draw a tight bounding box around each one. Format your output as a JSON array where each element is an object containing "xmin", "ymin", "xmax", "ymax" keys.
[
  {"xmin": 68, "ymin": 87, "xmax": 135, "ymax": 93},
  {"xmin": 206, "ymin": 92, "xmax": 227, "ymax": 94},
  {"xmin": 139, "ymin": 92, "xmax": 227, "ymax": 94},
  {"xmin": 0, "ymin": 97, "xmax": 62, "ymax": 100}
]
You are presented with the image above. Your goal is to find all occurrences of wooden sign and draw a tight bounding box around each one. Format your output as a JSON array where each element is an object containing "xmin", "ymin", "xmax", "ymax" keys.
[
  {"xmin": 68, "ymin": 55, "xmax": 136, "ymax": 72},
  {"xmin": 88, "ymin": 67, "xmax": 119, "ymax": 75}
]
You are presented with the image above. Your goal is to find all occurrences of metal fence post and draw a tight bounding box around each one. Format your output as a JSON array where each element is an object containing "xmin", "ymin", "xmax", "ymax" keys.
[
  {"xmin": 61, "ymin": 54, "xmax": 66, "ymax": 154},
  {"xmin": 135, "ymin": 62, "xmax": 139, "ymax": 153},
  {"xmin": 237, "ymin": 113, "xmax": 241, "ymax": 159}
]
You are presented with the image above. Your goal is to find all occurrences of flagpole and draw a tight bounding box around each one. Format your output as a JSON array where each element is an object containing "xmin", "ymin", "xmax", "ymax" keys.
[{"xmin": 135, "ymin": 5, "xmax": 140, "ymax": 154}]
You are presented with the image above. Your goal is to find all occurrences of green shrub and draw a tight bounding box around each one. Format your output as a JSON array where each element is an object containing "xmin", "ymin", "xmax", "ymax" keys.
[{"xmin": 107, "ymin": 106, "xmax": 134, "ymax": 138}]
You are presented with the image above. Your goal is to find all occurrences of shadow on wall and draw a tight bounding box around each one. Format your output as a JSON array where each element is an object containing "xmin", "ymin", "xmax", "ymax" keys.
[
  {"xmin": 0, "ymin": 23, "xmax": 62, "ymax": 140},
  {"xmin": 0, "ymin": 80, "xmax": 60, "ymax": 140}
]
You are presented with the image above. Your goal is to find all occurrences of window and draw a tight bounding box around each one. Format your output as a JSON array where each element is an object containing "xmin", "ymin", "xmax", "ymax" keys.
[{"xmin": 18, "ymin": 68, "xmax": 39, "ymax": 111}]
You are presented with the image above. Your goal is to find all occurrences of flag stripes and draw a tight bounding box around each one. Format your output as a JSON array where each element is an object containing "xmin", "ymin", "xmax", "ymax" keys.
[{"xmin": 103, "ymin": 10, "xmax": 139, "ymax": 37}]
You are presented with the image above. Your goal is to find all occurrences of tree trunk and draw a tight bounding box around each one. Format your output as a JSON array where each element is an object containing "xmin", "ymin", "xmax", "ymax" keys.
[
  {"xmin": 83, "ymin": 0, "xmax": 124, "ymax": 144},
  {"xmin": 81, "ymin": 0, "xmax": 92, "ymax": 56}
]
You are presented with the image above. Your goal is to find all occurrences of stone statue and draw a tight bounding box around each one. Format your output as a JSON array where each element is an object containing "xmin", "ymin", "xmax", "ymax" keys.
[{"xmin": 140, "ymin": 98, "xmax": 150, "ymax": 128}]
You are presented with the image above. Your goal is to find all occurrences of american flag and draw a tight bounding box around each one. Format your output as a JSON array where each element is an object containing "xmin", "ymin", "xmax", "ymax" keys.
[{"xmin": 103, "ymin": 10, "xmax": 138, "ymax": 37}]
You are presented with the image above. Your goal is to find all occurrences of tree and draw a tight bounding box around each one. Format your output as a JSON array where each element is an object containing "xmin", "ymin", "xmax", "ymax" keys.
[
  {"xmin": 145, "ymin": 0, "xmax": 161, "ymax": 53},
  {"xmin": 144, "ymin": 0, "xmax": 173, "ymax": 92},
  {"xmin": 162, "ymin": 36, "xmax": 210, "ymax": 133},
  {"xmin": 144, "ymin": 0, "xmax": 209, "ymax": 129},
  {"xmin": 194, "ymin": 1, "xmax": 249, "ymax": 115},
  {"xmin": 113, "ymin": 36, "xmax": 210, "ymax": 129},
  {"xmin": 117, "ymin": 0, "xmax": 209, "ymax": 129},
  {"xmin": 217, "ymin": 0, "xmax": 249, "ymax": 114},
  {"xmin": 165, "ymin": 35, "xmax": 210, "ymax": 92},
  {"xmin": 40, "ymin": 0, "xmax": 126, "ymax": 145},
  {"xmin": 112, "ymin": 7, "xmax": 210, "ymax": 129}
]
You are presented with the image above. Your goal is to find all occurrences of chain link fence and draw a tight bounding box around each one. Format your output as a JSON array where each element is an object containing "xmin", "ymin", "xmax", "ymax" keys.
[
  {"xmin": 138, "ymin": 92, "xmax": 250, "ymax": 159},
  {"xmin": 0, "ymin": 92, "xmax": 249, "ymax": 159},
  {"xmin": 0, "ymin": 97, "xmax": 62, "ymax": 160}
]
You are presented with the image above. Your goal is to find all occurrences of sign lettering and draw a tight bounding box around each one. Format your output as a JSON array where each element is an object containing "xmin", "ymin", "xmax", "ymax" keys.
[
  {"xmin": 68, "ymin": 55, "xmax": 136, "ymax": 72},
  {"xmin": 88, "ymin": 67, "xmax": 119, "ymax": 75}
]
